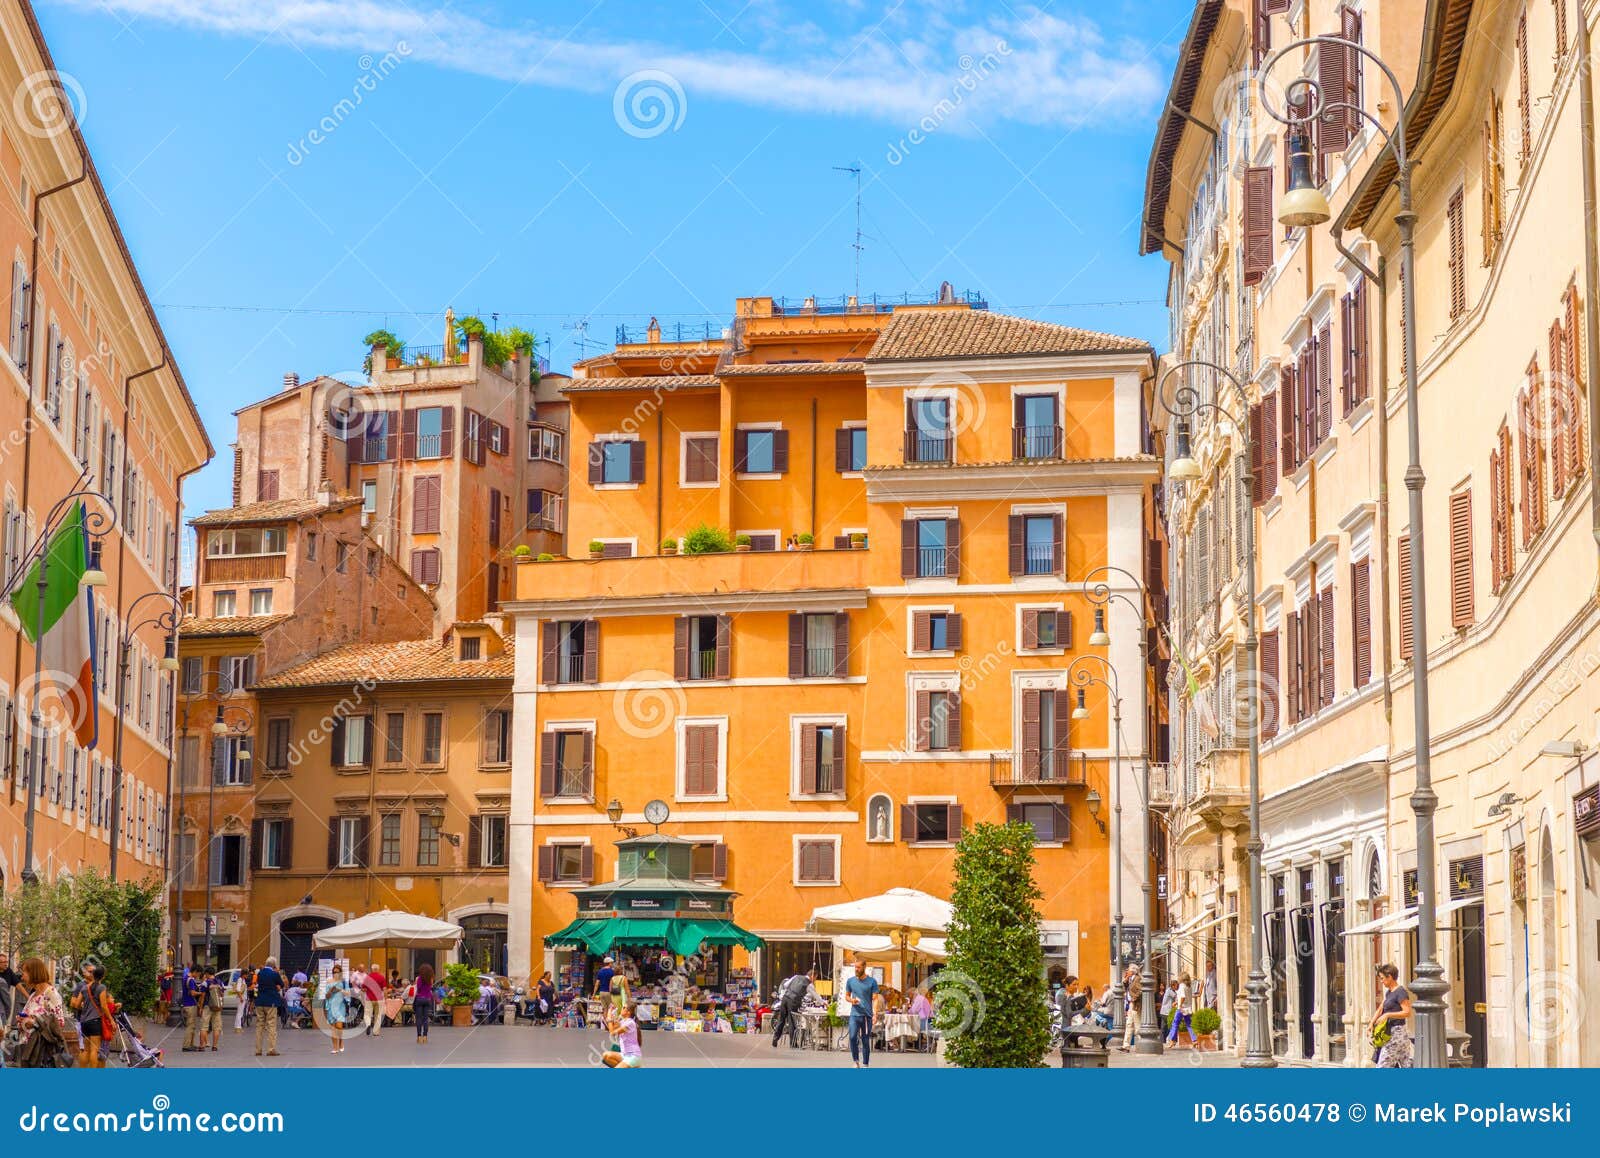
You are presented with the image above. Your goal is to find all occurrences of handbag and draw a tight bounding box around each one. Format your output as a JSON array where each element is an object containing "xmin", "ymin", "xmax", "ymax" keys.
[{"xmin": 1370, "ymin": 1019, "xmax": 1392, "ymax": 1049}]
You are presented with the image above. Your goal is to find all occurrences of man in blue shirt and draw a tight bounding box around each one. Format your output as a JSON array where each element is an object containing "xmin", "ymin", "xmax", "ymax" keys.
[
  {"xmin": 843, "ymin": 958, "xmax": 880, "ymax": 1068},
  {"xmin": 181, "ymin": 966, "xmax": 202, "ymax": 1052},
  {"xmin": 253, "ymin": 956, "xmax": 285, "ymax": 1057}
]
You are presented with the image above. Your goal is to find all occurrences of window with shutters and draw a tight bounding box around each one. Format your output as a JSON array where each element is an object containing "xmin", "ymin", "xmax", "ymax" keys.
[
  {"xmin": 681, "ymin": 433, "xmax": 719, "ymax": 485},
  {"xmin": 1013, "ymin": 393, "xmax": 1062, "ymax": 459},
  {"xmin": 410, "ymin": 547, "xmax": 441, "ymax": 586},
  {"xmin": 412, "ymin": 475, "xmax": 442, "ymax": 533},
  {"xmin": 1490, "ymin": 425, "xmax": 1514, "ymax": 591},
  {"xmin": 481, "ymin": 708, "xmax": 510, "ymax": 766},
  {"xmin": 791, "ymin": 612, "xmax": 845, "ymax": 678},
  {"xmin": 909, "ymin": 801, "xmax": 959, "ymax": 845},
  {"xmin": 548, "ymin": 619, "xmax": 598, "ymax": 684},
  {"xmin": 1397, "ymin": 532, "xmax": 1415, "ymax": 661},
  {"xmin": 336, "ymin": 817, "xmax": 364, "ymax": 868},
  {"xmin": 479, "ymin": 815, "xmax": 508, "ymax": 868},
  {"xmin": 378, "ymin": 813, "xmax": 402, "ymax": 866},
  {"xmin": 541, "ymin": 729, "xmax": 593, "ymax": 799},
  {"xmin": 1259, "ymin": 628, "xmax": 1281, "ymax": 738},
  {"xmin": 911, "ymin": 610, "xmax": 959, "ymax": 654},
  {"xmin": 591, "ymin": 437, "xmax": 643, "ymax": 485},
  {"xmin": 794, "ymin": 719, "xmax": 847, "ymax": 797},
  {"xmin": 1554, "ymin": 0, "xmax": 1570, "ymax": 54},
  {"xmin": 265, "ymin": 717, "xmax": 292, "ymax": 771},
  {"xmin": 678, "ymin": 719, "xmax": 725, "ymax": 799},
  {"xmin": 258, "ymin": 818, "xmax": 288, "ymax": 869},
  {"xmin": 1449, "ymin": 488, "xmax": 1475, "ymax": 627},
  {"xmin": 1014, "ymin": 513, "xmax": 1060, "ymax": 576},
  {"xmin": 1010, "ymin": 801, "xmax": 1070, "ymax": 844},
  {"xmin": 911, "ymin": 517, "xmax": 951, "ymax": 577},
  {"xmin": 1447, "ymin": 186, "xmax": 1467, "ymax": 321},
  {"xmin": 332, "ymin": 715, "xmax": 372, "ymax": 768},
  {"xmin": 417, "ymin": 813, "xmax": 442, "ymax": 867},
  {"xmin": 210, "ymin": 833, "xmax": 246, "ymax": 886},
  {"xmin": 1341, "ymin": 280, "xmax": 1369, "ymax": 413},
  {"xmin": 1242, "ymin": 165, "xmax": 1274, "ymax": 285},
  {"xmin": 905, "ymin": 396, "xmax": 953, "ymax": 463},
  {"xmin": 836, "ymin": 425, "xmax": 868, "ymax": 473},
  {"xmin": 1482, "ymin": 96, "xmax": 1507, "ymax": 263},
  {"xmin": 679, "ymin": 614, "xmax": 725, "ymax": 680},
  {"xmin": 914, "ymin": 689, "xmax": 961, "ymax": 752},
  {"xmin": 257, "ymin": 469, "xmax": 279, "ymax": 501},
  {"xmin": 1517, "ymin": 368, "xmax": 1547, "ymax": 545},
  {"xmin": 690, "ymin": 840, "xmax": 727, "ymax": 882},
  {"xmin": 543, "ymin": 841, "xmax": 590, "ymax": 883},
  {"xmin": 1516, "ymin": 12, "xmax": 1531, "ymax": 164},
  {"xmin": 414, "ymin": 407, "xmax": 448, "ymax": 459},
  {"xmin": 1351, "ymin": 560, "xmax": 1373, "ymax": 688},
  {"xmin": 735, "ymin": 426, "xmax": 787, "ymax": 475},
  {"xmin": 794, "ymin": 837, "xmax": 840, "ymax": 885}
]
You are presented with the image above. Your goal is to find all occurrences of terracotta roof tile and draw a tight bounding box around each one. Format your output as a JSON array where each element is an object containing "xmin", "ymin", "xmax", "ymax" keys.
[
  {"xmin": 254, "ymin": 637, "xmax": 514, "ymax": 689},
  {"xmin": 180, "ymin": 614, "xmax": 292, "ymax": 638},
  {"xmin": 561, "ymin": 375, "xmax": 719, "ymax": 393},
  {"xmin": 866, "ymin": 310, "xmax": 1152, "ymax": 362},
  {"xmin": 190, "ymin": 496, "xmax": 362, "ymax": 527},
  {"xmin": 865, "ymin": 454, "xmax": 1160, "ymax": 470},
  {"xmin": 719, "ymin": 361, "xmax": 865, "ymax": 376}
]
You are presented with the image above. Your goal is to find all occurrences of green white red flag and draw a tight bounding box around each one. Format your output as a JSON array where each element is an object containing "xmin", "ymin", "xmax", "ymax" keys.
[{"xmin": 9, "ymin": 501, "xmax": 99, "ymax": 749}]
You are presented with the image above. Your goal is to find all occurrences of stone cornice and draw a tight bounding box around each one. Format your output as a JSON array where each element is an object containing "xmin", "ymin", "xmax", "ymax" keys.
[{"xmin": 864, "ymin": 457, "xmax": 1160, "ymax": 502}]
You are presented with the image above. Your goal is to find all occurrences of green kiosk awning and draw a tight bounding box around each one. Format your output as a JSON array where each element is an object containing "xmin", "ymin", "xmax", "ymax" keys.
[{"xmin": 544, "ymin": 917, "xmax": 762, "ymax": 957}]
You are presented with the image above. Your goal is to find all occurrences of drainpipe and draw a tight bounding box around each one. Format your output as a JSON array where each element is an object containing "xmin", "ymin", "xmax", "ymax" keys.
[
  {"xmin": 1329, "ymin": 223, "xmax": 1394, "ymax": 720},
  {"xmin": 810, "ymin": 399, "xmax": 818, "ymax": 541},
  {"xmin": 1579, "ymin": 14, "xmax": 1600, "ymax": 551},
  {"xmin": 654, "ymin": 407, "xmax": 664, "ymax": 552}
]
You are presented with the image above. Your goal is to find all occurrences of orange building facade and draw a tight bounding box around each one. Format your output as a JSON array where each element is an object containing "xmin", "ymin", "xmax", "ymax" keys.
[{"xmin": 506, "ymin": 294, "xmax": 1161, "ymax": 994}]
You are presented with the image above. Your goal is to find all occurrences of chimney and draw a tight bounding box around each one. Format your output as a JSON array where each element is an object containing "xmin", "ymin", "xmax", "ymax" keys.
[{"xmin": 284, "ymin": 372, "xmax": 300, "ymax": 391}]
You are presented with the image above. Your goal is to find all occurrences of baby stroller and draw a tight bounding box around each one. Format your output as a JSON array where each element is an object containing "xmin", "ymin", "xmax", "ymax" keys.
[{"xmin": 111, "ymin": 1010, "xmax": 163, "ymax": 1069}]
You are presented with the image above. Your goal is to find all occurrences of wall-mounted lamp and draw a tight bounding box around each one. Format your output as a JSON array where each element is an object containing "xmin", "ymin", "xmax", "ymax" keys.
[
  {"xmin": 1539, "ymin": 740, "xmax": 1588, "ymax": 759},
  {"xmin": 1486, "ymin": 791, "xmax": 1522, "ymax": 819},
  {"xmin": 1084, "ymin": 787, "xmax": 1107, "ymax": 835}
]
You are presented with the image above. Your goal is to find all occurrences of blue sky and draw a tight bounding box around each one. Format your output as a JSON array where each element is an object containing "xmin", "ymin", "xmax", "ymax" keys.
[{"xmin": 36, "ymin": 0, "xmax": 1193, "ymax": 522}]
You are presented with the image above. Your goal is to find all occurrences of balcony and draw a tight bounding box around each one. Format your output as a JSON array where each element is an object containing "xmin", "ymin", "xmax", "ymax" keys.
[
  {"xmin": 1172, "ymin": 755, "xmax": 1249, "ymax": 833},
  {"xmin": 204, "ymin": 554, "xmax": 287, "ymax": 583},
  {"xmin": 514, "ymin": 546, "xmax": 870, "ymax": 607},
  {"xmin": 916, "ymin": 547, "xmax": 949, "ymax": 578},
  {"xmin": 686, "ymin": 650, "xmax": 717, "ymax": 680},
  {"xmin": 904, "ymin": 430, "xmax": 953, "ymax": 464},
  {"xmin": 1013, "ymin": 424, "xmax": 1063, "ymax": 460},
  {"xmin": 1146, "ymin": 762, "xmax": 1176, "ymax": 809},
  {"xmin": 989, "ymin": 750, "xmax": 1089, "ymax": 788}
]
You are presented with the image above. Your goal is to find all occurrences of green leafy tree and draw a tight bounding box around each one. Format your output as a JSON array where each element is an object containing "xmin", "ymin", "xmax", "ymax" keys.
[
  {"xmin": 0, "ymin": 870, "xmax": 162, "ymax": 1012},
  {"xmin": 939, "ymin": 821, "xmax": 1051, "ymax": 1067}
]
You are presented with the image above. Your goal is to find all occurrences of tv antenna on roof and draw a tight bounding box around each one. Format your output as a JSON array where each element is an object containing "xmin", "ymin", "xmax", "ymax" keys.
[
  {"xmin": 833, "ymin": 162, "xmax": 863, "ymax": 299},
  {"xmin": 562, "ymin": 318, "xmax": 602, "ymax": 359}
]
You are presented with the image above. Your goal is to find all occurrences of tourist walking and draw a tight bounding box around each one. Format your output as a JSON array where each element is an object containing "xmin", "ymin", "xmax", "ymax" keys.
[
  {"xmin": 15, "ymin": 958, "xmax": 69, "ymax": 1068},
  {"xmin": 1371, "ymin": 963, "xmax": 1413, "ymax": 1068},
  {"xmin": 412, "ymin": 964, "xmax": 435, "ymax": 1044},
  {"xmin": 68, "ymin": 963, "xmax": 112, "ymax": 1069},
  {"xmin": 252, "ymin": 957, "xmax": 284, "ymax": 1057},
  {"xmin": 843, "ymin": 958, "xmax": 880, "ymax": 1069},
  {"xmin": 233, "ymin": 967, "xmax": 252, "ymax": 1034},
  {"xmin": 180, "ymin": 965, "xmax": 202, "ymax": 1051},
  {"xmin": 324, "ymin": 965, "xmax": 353, "ymax": 1054},
  {"xmin": 1158, "ymin": 978, "xmax": 1178, "ymax": 1033},
  {"xmin": 1167, "ymin": 972, "xmax": 1197, "ymax": 1047}
]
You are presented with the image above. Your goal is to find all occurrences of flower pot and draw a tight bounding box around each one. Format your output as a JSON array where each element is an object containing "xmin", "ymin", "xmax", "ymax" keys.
[
  {"xmin": 514, "ymin": 554, "xmax": 532, "ymax": 565},
  {"xmin": 735, "ymin": 544, "xmax": 751, "ymax": 553},
  {"xmin": 662, "ymin": 545, "xmax": 678, "ymax": 556},
  {"xmin": 589, "ymin": 550, "xmax": 603, "ymax": 560},
  {"xmin": 450, "ymin": 1004, "xmax": 472, "ymax": 1027},
  {"xmin": 850, "ymin": 539, "xmax": 866, "ymax": 550}
]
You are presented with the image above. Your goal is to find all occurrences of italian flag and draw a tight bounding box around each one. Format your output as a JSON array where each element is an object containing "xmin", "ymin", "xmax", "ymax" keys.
[{"xmin": 10, "ymin": 501, "xmax": 99, "ymax": 750}]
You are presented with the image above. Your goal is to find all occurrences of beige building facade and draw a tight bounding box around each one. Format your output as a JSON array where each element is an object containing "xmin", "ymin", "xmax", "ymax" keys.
[{"xmin": 1146, "ymin": 0, "xmax": 1600, "ymax": 1066}]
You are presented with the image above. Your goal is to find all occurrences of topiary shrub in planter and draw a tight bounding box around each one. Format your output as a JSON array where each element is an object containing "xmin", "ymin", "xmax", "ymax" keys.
[
  {"xmin": 588, "ymin": 540, "xmax": 604, "ymax": 558},
  {"xmin": 682, "ymin": 523, "xmax": 734, "ymax": 555},
  {"xmin": 443, "ymin": 963, "xmax": 479, "ymax": 1027},
  {"xmin": 734, "ymin": 533, "xmax": 752, "ymax": 552},
  {"xmin": 537, "ymin": 553, "xmax": 555, "ymax": 562},
  {"xmin": 1192, "ymin": 1006, "xmax": 1222, "ymax": 1049}
]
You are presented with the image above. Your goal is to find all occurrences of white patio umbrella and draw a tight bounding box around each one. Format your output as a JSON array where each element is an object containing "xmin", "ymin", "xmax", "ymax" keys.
[
  {"xmin": 834, "ymin": 935, "xmax": 948, "ymax": 963},
  {"xmin": 312, "ymin": 910, "xmax": 463, "ymax": 949},
  {"xmin": 809, "ymin": 888, "xmax": 953, "ymax": 987}
]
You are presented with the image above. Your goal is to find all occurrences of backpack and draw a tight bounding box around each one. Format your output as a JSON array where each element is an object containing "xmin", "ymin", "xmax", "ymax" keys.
[{"xmin": 207, "ymin": 983, "xmax": 223, "ymax": 1011}]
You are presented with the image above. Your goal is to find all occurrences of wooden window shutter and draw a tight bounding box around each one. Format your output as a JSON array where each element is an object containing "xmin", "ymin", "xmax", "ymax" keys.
[
  {"xmin": 772, "ymin": 429, "xmax": 789, "ymax": 473},
  {"xmin": 715, "ymin": 615, "xmax": 731, "ymax": 678},
  {"xmin": 799, "ymin": 724, "xmax": 819, "ymax": 794},
  {"xmin": 281, "ymin": 820, "xmax": 294, "ymax": 868},
  {"xmin": 537, "ymin": 845, "xmax": 554, "ymax": 882},
  {"xmin": 1398, "ymin": 533, "xmax": 1414, "ymax": 661},
  {"xmin": 1340, "ymin": 292, "xmax": 1355, "ymax": 414},
  {"xmin": 914, "ymin": 691, "xmax": 931, "ymax": 752},
  {"xmin": 1249, "ymin": 402, "xmax": 1265, "ymax": 503},
  {"xmin": 1341, "ymin": 6, "xmax": 1363, "ymax": 129},
  {"xmin": 711, "ymin": 842, "xmax": 728, "ymax": 881},
  {"xmin": 1021, "ymin": 689, "xmax": 1042, "ymax": 779},
  {"xmin": 1058, "ymin": 609, "xmax": 1074, "ymax": 649},
  {"xmin": 787, "ymin": 614, "xmax": 804, "ymax": 678},
  {"xmin": 903, "ymin": 398, "xmax": 917, "ymax": 461},
  {"xmin": 913, "ymin": 612, "xmax": 932, "ymax": 653},
  {"xmin": 1285, "ymin": 610, "xmax": 1302, "ymax": 723},
  {"xmin": 467, "ymin": 816, "xmax": 483, "ymax": 868},
  {"xmin": 1279, "ymin": 364, "xmax": 1298, "ymax": 473},
  {"xmin": 947, "ymin": 803, "xmax": 963, "ymax": 838},
  {"xmin": 1352, "ymin": 560, "xmax": 1373, "ymax": 688},
  {"xmin": 945, "ymin": 693, "xmax": 963, "ymax": 750},
  {"xmin": 1261, "ymin": 391, "xmax": 1278, "ymax": 495},
  {"xmin": 673, "ymin": 617, "xmax": 690, "ymax": 680},
  {"xmin": 900, "ymin": 804, "xmax": 917, "ymax": 843},
  {"xmin": 1555, "ymin": 0, "xmax": 1569, "ymax": 55},
  {"xmin": 946, "ymin": 612, "xmax": 963, "ymax": 651},
  {"xmin": 900, "ymin": 519, "xmax": 917, "ymax": 578},
  {"xmin": 1447, "ymin": 187, "xmax": 1466, "ymax": 320},
  {"xmin": 327, "ymin": 818, "xmax": 339, "ymax": 868},
  {"xmin": 541, "ymin": 621, "xmax": 559, "ymax": 684},
  {"xmin": 1317, "ymin": 30, "xmax": 1351, "ymax": 154},
  {"xmin": 1319, "ymin": 588, "xmax": 1336, "ymax": 708},
  {"xmin": 582, "ymin": 731, "xmax": 595, "ymax": 798},
  {"xmin": 401, "ymin": 407, "xmax": 418, "ymax": 459},
  {"xmin": 1052, "ymin": 687, "xmax": 1073, "ymax": 764},
  {"xmin": 945, "ymin": 518, "xmax": 961, "ymax": 576},
  {"xmin": 250, "ymin": 819, "xmax": 264, "ymax": 870},
  {"xmin": 354, "ymin": 816, "xmax": 370, "ymax": 868},
  {"xmin": 832, "ymin": 612, "xmax": 850, "ymax": 677},
  {"xmin": 1050, "ymin": 513, "xmax": 1064, "ymax": 576},
  {"xmin": 1550, "ymin": 318, "xmax": 1570, "ymax": 497},
  {"xmin": 1297, "ymin": 344, "xmax": 1316, "ymax": 463},
  {"xmin": 1565, "ymin": 285, "xmax": 1585, "ymax": 481},
  {"xmin": 1007, "ymin": 514, "xmax": 1025, "ymax": 575},
  {"xmin": 579, "ymin": 844, "xmax": 594, "ymax": 883},
  {"xmin": 539, "ymin": 733, "xmax": 557, "ymax": 797},
  {"xmin": 1316, "ymin": 321, "xmax": 1333, "ymax": 442},
  {"xmin": 1050, "ymin": 804, "xmax": 1071, "ymax": 844},
  {"xmin": 833, "ymin": 535, "xmax": 851, "ymax": 550},
  {"xmin": 329, "ymin": 718, "xmax": 346, "ymax": 768},
  {"xmin": 835, "ymin": 427, "xmax": 852, "ymax": 472},
  {"xmin": 629, "ymin": 439, "xmax": 646, "ymax": 483},
  {"xmin": 1242, "ymin": 166, "xmax": 1274, "ymax": 285},
  {"xmin": 1022, "ymin": 609, "xmax": 1039, "ymax": 650},
  {"xmin": 1259, "ymin": 629, "xmax": 1280, "ymax": 738},
  {"xmin": 1489, "ymin": 445, "xmax": 1506, "ymax": 592},
  {"xmin": 733, "ymin": 429, "xmax": 748, "ymax": 473},
  {"xmin": 587, "ymin": 441, "xmax": 604, "ymax": 485},
  {"xmin": 582, "ymin": 620, "xmax": 599, "ymax": 682},
  {"xmin": 1449, "ymin": 488, "xmax": 1475, "ymax": 627},
  {"xmin": 1517, "ymin": 13, "xmax": 1531, "ymax": 163},
  {"xmin": 1353, "ymin": 278, "xmax": 1369, "ymax": 405}
]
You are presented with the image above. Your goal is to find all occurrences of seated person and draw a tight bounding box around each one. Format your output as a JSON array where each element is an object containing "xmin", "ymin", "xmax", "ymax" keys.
[{"xmin": 284, "ymin": 984, "xmax": 308, "ymax": 1020}]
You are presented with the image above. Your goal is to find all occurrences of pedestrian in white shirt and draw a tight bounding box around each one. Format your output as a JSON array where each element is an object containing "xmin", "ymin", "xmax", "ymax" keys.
[
  {"xmin": 1159, "ymin": 978, "xmax": 1178, "ymax": 1034},
  {"xmin": 1166, "ymin": 972, "xmax": 1197, "ymax": 1047}
]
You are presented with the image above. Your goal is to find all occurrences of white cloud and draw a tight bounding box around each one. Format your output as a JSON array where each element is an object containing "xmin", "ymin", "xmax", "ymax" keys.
[{"xmin": 50, "ymin": 0, "xmax": 1166, "ymax": 131}]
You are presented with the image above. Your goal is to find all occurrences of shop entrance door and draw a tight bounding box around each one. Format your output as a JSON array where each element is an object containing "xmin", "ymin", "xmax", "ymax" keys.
[
  {"xmin": 278, "ymin": 915, "xmax": 336, "ymax": 979},
  {"xmin": 1455, "ymin": 903, "xmax": 1487, "ymax": 1067},
  {"xmin": 1294, "ymin": 868, "xmax": 1316, "ymax": 1060},
  {"xmin": 461, "ymin": 914, "xmax": 509, "ymax": 975}
]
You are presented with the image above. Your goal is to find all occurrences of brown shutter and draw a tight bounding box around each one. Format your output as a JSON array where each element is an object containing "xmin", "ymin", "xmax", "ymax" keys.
[
  {"xmin": 1565, "ymin": 285, "xmax": 1584, "ymax": 481},
  {"xmin": 1319, "ymin": 588, "xmax": 1336, "ymax": 708},
  {"xmin": 1008, "ymin": 514, "xmax": 1025, "ymax": 575},
  {"xmin": 1352, "ymin": 560, "xmax": 1372, "ymax": 688},
  {"xmin": 541, "ymin": 621, "xmax": 558, "ymax": 684},
  {"xmin": 1556, "ymin": 0, "xmax": 1569, "ymax": 53},
  {"xmin": 1341, "ymin": 290, "xmax": 1356, "ymax": 414},
  {"xmin": 1450, "ymin": 488, "xmax": 1475, "ymax": 627},
  {"xmin": 1279, "ymin": 364, "xmax": 1298, "ymax": 473},
  {"xmin": 1398, "ymin": 533, "xmax": 1415, "ymax": 661},
  {"xmin": 1050, "ymin": 804, "xmax": 1071, "ymax": 843},
  {"xmin": 467, "ymin": 816, "xmax": 483, "ymax": 868},
  {"xmin": 402, "ymin": 407, "xmax": 418, "ymax": 459},
  {"xmin": 900, "ymin": 519, "xmax": 918, "ymax": 578},
  {"xmin": 733, "ymin": 429, "xmax": 749, "ymax": 473},
  {"xmin": 833, "ymin": 535, "xmax": 851, "ymax": 549},
  {"xmin": 946, "ymin": 613, "xmax": 963, "ymax": 651},
  {"xmin": 914, "ymin": 691, "xmax": 931, "ymax": 752},
  {"xmin": 1261, "ymin": 390, "xmax": 1278, "ymax": 495},
  {"xmin": 1489, "ymin": 446, "xmax": 1506, "ymax": 592},
  {"xmin": 711, "ymin": 842, "xmax": 728, "ymax": 881},
  {"xmin": 587, "ymin": 441, "xmax": 604, "ymax": 485},
  {"xmin": 1050, "ymin": 513, "xmax": 1064, "ymax": 576},
  {"xmin": 832, "ymin": 612, "xmax": 849, "ymax": 677},
  {"xmin": 1059, "ymin": 610, "xmax": 1074, "ymax": 649},
  {"xmin": 903, "ymin": 398, "xmax": 916, "ymax": 461},
  {"xmin": 1249, "ymin": 402, "xmax": 1265, "ymax": 504},
  {"xmin": 1259, "ymin": 629, "xmax": 1280, "ymax": 738},
  {"xmin": 946, "ymin": 693, "xmax": 962, "ymax": 750},
  {"xmin": 1447, "ymin": 187, "xmax": 1466, "ymax": 320},
  {"xmin": 673, "ymin": 617, "xmax": 690, "ymax": 680},
  {"xmin": 327, "ymin": 818, "xmax": 339, "ymax": 868},
  {"xmin": 1021, "ymin": 689, "xmax": 1041, "ymax": 779},
  {"xmin": 582, "ymin": 732, "xmax": 595, "ymax": 798},
  {"xmin": 330, "ymin": 718, "xmax": 346, "ymax": 768},
  {"xmin": 579, "ymin": 844, "xmax": 594, "ymax": 884},
  {"xmin": 539, "ymin": 733, "xmax": 557, "ymax": 797},
  {"xmin": 913, "ymin": 612, "xmax": 931, "ymax": 653},
  {"xmin": 438, "ymin": 407, "xmax": 455, "ymax": 458},
  {"xmin": 629, "ymin": 439, "xmax": 646, "ymax": 483},
  {"xmin": 799, "ymin": 724, "xmax": 818, "ymax": 794},
  {"xmin": 835, "ymin": 427, "xmax": 851, "ymax": 471},
  {"xmin": 1550, "ymin": 319, "xmax": 1569, "ymax": 497},
  {"xmin": 537, "ymin": 845, "xmax": 554, "ymax": 882},
  {"xmin": 1022, "ymin": 609, "xmax": 1039, "ymax": 649},
  {"xmin": 787, "ymin": 614, "xmax": 804, "ymax": 678},
  {"xmin": 1318, "ymin": 30, "xmax": 1351, "ymax": 154},
  {"xmin": 1517, "ymin": 12, "xmax": 1531, "ymax": 162},
  {"xmin": 900, "ymin": 804, "xmax": 916, "ymax": 843},
  {"xmin": 772, "ymin": 429, "xmax": 789, "ymax": 473},
  {"xmin": 358, "ymin": 816, "xmax": 371, "ymax": 868},
  {"xmin": 1285, "ymin": 610, "xmax": 1302, "ymax": 722},
  {"xmin": 1242, "ymin": 166, "xmax": 1273, "ymax": 284},
  {"xmin": 947, "ymin": 803, "xmax": 963, "ymax": 838},
  {"xmin": 1353, "ymin": 278, "xmax": 1369, "ymax": 405},
  {"xmin": 1498, "ymin": 424, "xmax": 1516, "ymax": 582},
  {"xmin": 945, "ymin": 518, "xmax": 961, "ymax": 576},
  {"xmin": 250, "ymin": 819, "xmax": 264, "ymax": 870},
  {"xmin": 582, "ymin": 620, "xmax": 599, "ymax": 682},
  {"xmin": 715, "ymin": 615, "xmax": 731, "ymax": 678}
]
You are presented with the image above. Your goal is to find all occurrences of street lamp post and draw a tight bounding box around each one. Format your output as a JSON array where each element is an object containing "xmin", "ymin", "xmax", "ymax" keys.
[
  {"xmin": 1081, "ymin": 565, "xmax": 1162, "ymax": 1055},
  {"xmin": 1064, "ymin": 653, "xmax": 1123, "ymax": 1033},
  {"xmin": 108, "ymin": 591, "xmax": 183, "ymax": 882},
  {"xmin": 1260, "ymin": 37, "xmax": 1447, "ymax": 1067},
  {"xmin": 1159, "ymin": 358, "xmax": 1274, "ymax": 1067},
  {"xmin": 0, "ymin": 486, "xmax": 115, "ymax": 885},
  {"xmin": 204, "ymin": 700, "xmax": 253, "ymax": 969}
]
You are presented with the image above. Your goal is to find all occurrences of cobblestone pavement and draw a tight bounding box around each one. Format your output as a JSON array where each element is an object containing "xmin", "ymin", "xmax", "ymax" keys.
[{"xmin": 147, "ymin": 1018, "xmax": 1243, "ymax": 1069}]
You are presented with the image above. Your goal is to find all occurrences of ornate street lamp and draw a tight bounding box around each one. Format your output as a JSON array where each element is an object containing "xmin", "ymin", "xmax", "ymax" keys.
[
  {"xmin": 1064, "ymin": 653, "xmax": 1124, "ymax": 1035},
  {"xmin": 108, "ymin": 590, "xmax": 184, "ymax": 882}
]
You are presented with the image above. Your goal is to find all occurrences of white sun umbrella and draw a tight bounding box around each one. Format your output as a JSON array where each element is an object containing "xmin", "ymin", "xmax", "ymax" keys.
[
  {"xmin": 810, "ymin": 888, "xmax": 953, "ymax": 988},
  {"xmin": 313, "ymin": 910, "xmax": 464, "ymax": 950},
  {"xmin": 834, "ymin": 935, "xmax": 948, "ymax": 963}
]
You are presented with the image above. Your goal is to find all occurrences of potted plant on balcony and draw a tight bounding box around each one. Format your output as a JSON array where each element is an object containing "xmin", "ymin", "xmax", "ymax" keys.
[
  {"xmin": 849, "ymin": 532, "xmax": 867, "ymax": 550},
  {"xmin": 1192, "ymin": 1006, "xmax": 1221, "ymax": 1051},
  {"xmin": 734, "ymin": 533, "xmax": 752, "ymax": 554},
  {"xmin": 443, "ymin": 963, "xmax": 479, "ymax": 1027},
  {"xmin": 588, "ymin": 540, "xmax": 605, "ymax": 560},
  {"xmin": 537, "ymin": 552, "xmax": 555, "ymax": 562},
  {"xmin": 796, "ymin": 532, "xmax": 814, "ymax": 552},
  {"xmin": 362, "ymin": 328, "xmax": 403, "ymax": 375},
  {"xmin": 512, "ymin": 544, "xmax": 532, "ymax": 565},
  {"xmin": 682, "ymin": 523, "xmax": 734, "ymax": 555},
  {"xmin": 661, "ymin": 537, "xmax": 679, "ymax": 556}
]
